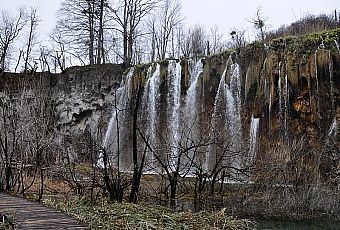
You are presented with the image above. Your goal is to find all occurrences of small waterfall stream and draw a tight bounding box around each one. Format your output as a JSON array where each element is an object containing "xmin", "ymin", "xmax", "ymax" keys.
[
  {"xmin": 249, "ymin": 115, "xmax": 260, "ymax": 161},
  {"xmin": 284, "ymin": 73, "xmax": 289, "ymax": 133},
  {"xmin": 167, "ymin": 60, "xmax": 182, "ymax": 169},
  {"xmin": 184, "ymin": 59, "xmax": 203, "ymax": 125},
  {"xmin": 210, "ymin": 59, "xmax": 243, "ymax": 178},
  {"xmin": 328, "ymin": 50, "xmax": 337, "ymax": 139},
  {"xmin": 335, "ymin": 40, "xmax": 340, "ymax": 55},
  {"xmin": 278, "ymin": 62, "xmax": 283, "ymax": 121},
  {"xmin": 227, "ymin": 63, "xmax": 243, "ymax": 173},
  {"xmin": 328, "ymin": 118, "xmax": 337, "ymax": 137},
  {"xmin": 314, "ymin": 50, "xmax": 321, "ymax": 122},
  {"xmin": 99, "ymin": 67, "xmax": 135, "ymax": 168},
  {"xmin": 328, "ymin": 50, "xmax": 336, "ymax": 115},
  {"xmin": 142, "ymin": 64, "xmax": 161, "ymax": 169},
  {"xmin": 277, "ymin": 62, "xmax": 289, "ymax": 138},
  {"xmin": 183, "ymin": 59, "xmax": 203, "ymax": 146}
]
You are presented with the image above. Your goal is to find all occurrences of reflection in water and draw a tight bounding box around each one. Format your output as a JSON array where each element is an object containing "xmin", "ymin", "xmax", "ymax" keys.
[{"xmin": 256, "ymin": 219, "xmax": 340, "ymax": 230}]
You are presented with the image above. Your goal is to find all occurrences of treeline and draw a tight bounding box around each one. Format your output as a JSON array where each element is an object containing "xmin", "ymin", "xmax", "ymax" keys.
[
  {"xmin": 0, "ymin": 0, "xmax": 229, "ymax": 73},
  {"xmin": 266, "ymin": 12, "xmax": 340, "ymax": 41},
  {"xmin": 0, "ymin": 1, "xmax": 339, "ymax": 73}
]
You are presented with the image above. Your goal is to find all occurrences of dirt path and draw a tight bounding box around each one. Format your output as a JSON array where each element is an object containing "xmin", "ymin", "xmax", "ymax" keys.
[{"xmin": 0, "ymin": 193, "xmax": 88, "ymax": 229}]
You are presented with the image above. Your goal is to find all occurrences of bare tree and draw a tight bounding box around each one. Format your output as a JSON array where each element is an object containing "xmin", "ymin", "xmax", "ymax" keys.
[
  {"xmin": 0, "ymin": 8, "xmax": 27, "ymax": 72},
  {"xmin": 24, "ymin": 6, "xmax": 39, "ymax": 73},
  {"xmin": 108, "ymin": 0, "xmax": 156, "ymax": 67},
  {"xmin": 149, "ymin": 0, "xmax": 183, "ymax": 60},
  {"xmin": 50, "ymin": 26, "xmax": 88, "ymax": 72},
  {"xmin": 138, "ymin": 117, "xmax": 213, "ymax": 208},
  {"xmin": 179, "ymin": 25, "xmax": 207, "ymax": 58},
  {"xmin": 209, "ymin": 26, "xmax": 225, "ymax": 55},
  {"xmin": 230, "ymin": 29, "xmax": 247, "ymax": 49},
  {"xmin": 56, "ymin": 0, "xmax": 108, "ymax": 65},
  {"xmin": 50, "ymin": 28, "xmax": 66, "ymax": 72},
  {"xmin": 251, "ymin": 6, "xmax": 266, "ymax": 41},
  {"xmin": 0, "ymin": 95, "xmax": 21, "ymax": 192}
]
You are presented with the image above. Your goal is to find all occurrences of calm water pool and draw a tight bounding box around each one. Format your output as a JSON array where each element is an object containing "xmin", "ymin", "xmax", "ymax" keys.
[{"xmin": 257, "ymin": 219, "xmax": 340, "ymax": 230}]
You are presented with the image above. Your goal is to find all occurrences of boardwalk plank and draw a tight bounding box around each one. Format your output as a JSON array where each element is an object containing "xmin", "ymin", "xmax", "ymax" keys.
[{"xmin": 0, "ymin": 193, "xmax": 89, "ymax": 229}]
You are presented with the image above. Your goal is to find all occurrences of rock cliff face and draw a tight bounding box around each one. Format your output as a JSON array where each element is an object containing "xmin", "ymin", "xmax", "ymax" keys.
[
  {"xmin": 107, "ymin": 29, "xmax": 340, "ymax": 173},
  {"xmin": 0, "ymin": 29, "xmax": 339, "ymax": 171},
  {"xmin": 0, "ymin": 64, "xmax": 123, "ymax": 139},
  {"xmin": 53, "ymin": 64, "xmax": 123, "ymax": 134}
]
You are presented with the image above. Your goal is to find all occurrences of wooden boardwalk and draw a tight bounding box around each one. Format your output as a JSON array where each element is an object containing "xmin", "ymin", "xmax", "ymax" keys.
[{"xmin": 0, "ymin": 193, "xmax": 88, "ymax": 229}]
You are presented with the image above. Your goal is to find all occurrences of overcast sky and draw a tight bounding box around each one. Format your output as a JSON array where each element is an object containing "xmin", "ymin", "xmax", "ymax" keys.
[{"xmin": 1, "ymin": 0, "xmax": 339, "ymax": 41}]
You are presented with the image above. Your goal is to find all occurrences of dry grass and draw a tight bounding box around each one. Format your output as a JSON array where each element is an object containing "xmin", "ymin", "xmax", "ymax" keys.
[{"xmin": 43, "ymin": 196, "xmax": 256, "ymax": 230}]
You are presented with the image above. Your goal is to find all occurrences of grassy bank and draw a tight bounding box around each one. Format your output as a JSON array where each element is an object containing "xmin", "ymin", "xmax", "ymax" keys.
[{"xmin": 43, "ymin": 196, "xmax": 256, "ymax": 229}]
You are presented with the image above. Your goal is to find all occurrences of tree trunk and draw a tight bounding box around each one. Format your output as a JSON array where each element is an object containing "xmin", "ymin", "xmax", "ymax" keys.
[
  {"xmin": 0, "ymin": 45, "xmax": 8, "ymax": 72},
  {"xmin": 170, "ymin": 177, "xmax": 177, "ymax": 209},
  {"xmin": 5, "ymin": 162, "xmax": 11, "ymax": 192},
  {"xmin": 24, "ymin": 15, "xmax": 34, "ymax": 73},
  {"xmin": 123, "ymin": 29, "xmax": 128, "ymax": 67},
  {"xmin": 96, "ymin": 0, "xmax": 105, "ymax": 64},
  {"xmin": 129, "ymin": 87, "xmax": 142, "ymax": 203},
  {"xmin": 88, "ymin": 2, "xmax": 94, "ymax": 65},
  {"xmin": 38, "ymin": 168, "xmax": 44, "ymax": 201}
]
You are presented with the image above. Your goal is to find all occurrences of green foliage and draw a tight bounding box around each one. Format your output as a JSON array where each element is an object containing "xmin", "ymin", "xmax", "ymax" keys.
[
  {"xmin": 0, "ymin": 215, "xmax": 14, "ymax": 230},
  {"xmin": 43, "ymin": 197, "xmax": 256, "ymax": 230},
  {"xmin": 0, "ymin": 223, "xmax": 12, "ymax": 230},
  {"xmin": 270, "ymin": 28, "xmax": 340, "ymax": 53}
]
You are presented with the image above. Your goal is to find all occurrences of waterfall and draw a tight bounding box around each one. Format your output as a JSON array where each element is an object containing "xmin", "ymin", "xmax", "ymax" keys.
[
  {"xmin": 328, "ymin": 118, "xmax": 337, "ymax": 137},
  {"xmin": 209, "ymin": 64, "xmax": 228, "ymax": 171},
  {"xmin": 314, "ymin": 50, "xmax": 321, "ymax": 121},
  {"xmin": 227, "ymin": 63, "xmax": 243, "ymax": 173},
  {"xmin": 181, "ymin": 59, "xmax": 204, "ymax": 172},
  {"xmin": 284, "ymin": 73, "xmax": 289, "ymax": 132},
  {"xmin": 328, "ymin": 50, "xmax": 337, "ymax": 139},
  {"xmin": 249, "ymin": 115, "xmax": 260, "ymax": 161},
  {"xmin": 230, "ymin": 63, "xmax": 242, "ymax": 110},
  {"xmin": 278, "ymin": 62, "xmax": 283, "ymax": 124},
  {"xmin": 210, "ymin": 59, "xmax": 243, "ymax": 178},
  {"xmin": 184, "ymin": 59, "xmax": 203, "ymax": 138},
  {"xmin": 277, "ymin": 62, "xmax": 289, "ymax": 137},
  {"xmin": 328, "ymin": 51, "xmax": 335, "ymax": 116},
  {"xmin": 141, "ymin": 64, "xmax": 160, "ymax": 169},
  {"xmin": 167, "ymin": 60, "xmax": 182, "ymax": 169},
  {"xmin": 335, "ymin": 40, "xmax": 340, "ymax": 55},
  {"xmin": 99, "ymin": 67, "xmax": 135, "ymax": 168}
]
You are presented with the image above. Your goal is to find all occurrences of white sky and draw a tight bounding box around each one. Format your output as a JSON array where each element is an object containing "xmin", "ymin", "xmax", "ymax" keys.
[{"xmin": 1, "ymin": 0, "xmax": 339, "ymax": 42}]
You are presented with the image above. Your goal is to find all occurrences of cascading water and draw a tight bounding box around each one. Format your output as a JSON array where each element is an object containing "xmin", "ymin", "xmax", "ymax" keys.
[
  {"xmin": 210, "ymin": 59, "xmax": 243, "ymax": 178},
  {"xmin": 181, "ymin": 59, "xmax": 204, "ymax": 172},
  {"xmin": 209, "ymin": 63, "xmax": 229, "ymax": 172},
  {"xmin": 185, "ymin": 59, "xmax": 203, "ymax": 111},
  {"xmin": 277, "ymin": 62, "xmax": 289, "ymax": 138},
  {"xmin": 328, "ymin": 118, "xmax": 337, "ymax": 137},
  {"xmin": 184, "ymin": 59, "xmax": 204, "ymax": 139},
  {"xmin": 141, "ymin": 64, "xmax": 160, "ymax": 170},
  {"xmin": 277, "ymin": 62, "xmax": 283, "ymax": 128},
  {"xmin": 249, "ymin": 115, "xmax": 260, "ymax": 161},
  {"xmin": 227, "ymin": 63, "xmax": 243, "ymax": 173},
  {"xmin": 99, "ymin": 68, "xmax": 135, "ymax": 168},
  {"xmin": 314, "ymin": 50, "xmax": 321, "ymax": 123},
  {"xmin": 284, "ymin": 73, "xmax": 289, "ymax": 133},
  {"xmin": 328, "ymin": 50, "xmax": 336, "ymax": 131},
  {"xmin": 335, "ymin": 40, "xmax": 340, "ymax": 55},
  {"xmin": 244, "ymin": 70, "xmax": 249, "ymax": 103},
  {"xmin": 327, "ymin": 50, "xmax": 337, "ymax": 139},
  {"xmin": 166, "ymin": 60, "xmax": 182, "ymax": 169}
]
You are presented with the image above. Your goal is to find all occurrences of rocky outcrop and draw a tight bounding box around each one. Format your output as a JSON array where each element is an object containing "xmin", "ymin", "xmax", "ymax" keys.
[
  {"xmin": 54, "ymin": 64, "xmax": 123, "ymax": 134},
  {"xmin": 0, "ymin": 29, "xmax": 339, "ymax": 162},
  {"xmin": 0, "ymin": 64, "xmax": 123, "ymax": 137}
]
